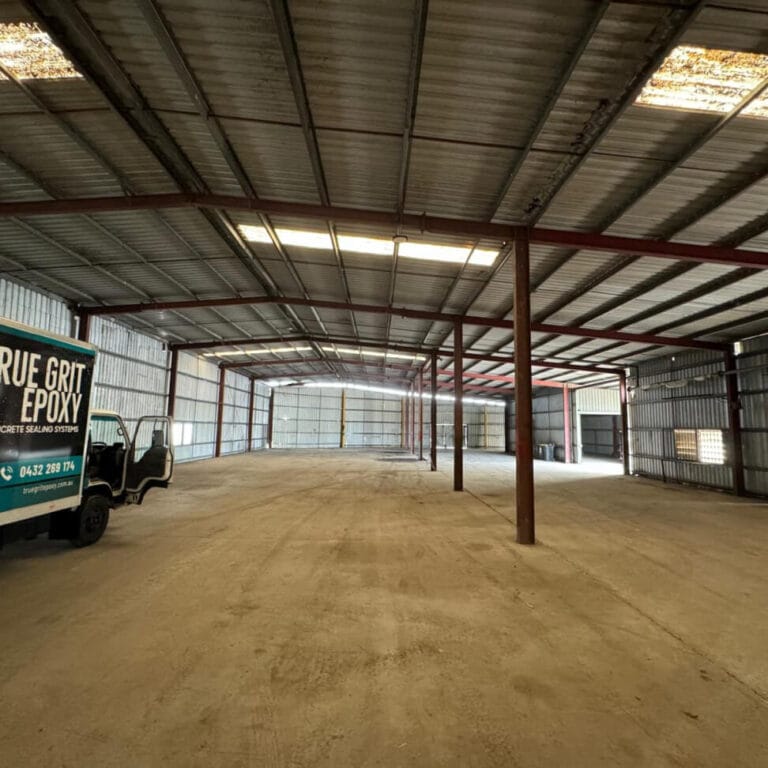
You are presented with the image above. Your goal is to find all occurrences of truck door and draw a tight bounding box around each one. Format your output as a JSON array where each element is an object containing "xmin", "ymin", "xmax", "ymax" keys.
[{"xmin": 125, "ymin": 417, "xmax": 174, "ymax": 502}]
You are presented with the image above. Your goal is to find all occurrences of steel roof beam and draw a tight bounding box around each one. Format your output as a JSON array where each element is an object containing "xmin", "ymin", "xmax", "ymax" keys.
[
  {"xmin": 75, "ymin": 293, "xmax": 724, "ymax": 350},
  {"xmin": 169, "ymin": 333, "xmax": 619, "ymax": 376},
  {"xmin": 4, "ymin": 194, "xmax": 768, "ymax": 270}
]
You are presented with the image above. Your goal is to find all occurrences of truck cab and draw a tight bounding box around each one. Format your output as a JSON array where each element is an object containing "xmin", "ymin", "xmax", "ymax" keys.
[{"xmin": 86, "ymin": 411, "xmax": 174, "ymax": 505}]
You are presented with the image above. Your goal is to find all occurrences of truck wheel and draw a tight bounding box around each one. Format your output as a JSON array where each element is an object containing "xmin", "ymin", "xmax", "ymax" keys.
[{"xmin": 71, "ymin": 495, "xmax": 111, "ymax": 547}]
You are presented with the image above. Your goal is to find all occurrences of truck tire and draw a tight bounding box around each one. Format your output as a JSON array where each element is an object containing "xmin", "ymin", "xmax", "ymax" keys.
[{"xmin": 71, "ymin": 495, "xmax": 111, "ymax": 547}]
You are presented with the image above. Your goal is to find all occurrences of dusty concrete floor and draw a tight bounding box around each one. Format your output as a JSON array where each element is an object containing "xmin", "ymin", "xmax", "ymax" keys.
[{"xmin": 1, "ymin": 449, "xmax": 767, "ymax": 767}]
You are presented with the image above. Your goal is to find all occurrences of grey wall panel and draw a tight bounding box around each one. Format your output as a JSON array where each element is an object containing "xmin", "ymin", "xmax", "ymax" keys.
[
  {"xmin": 629, "ymin": 350, "xmax": 732, "ymax": 491},
  {"xmin": 738, "ymin": 336, "xmax": 768, "ymax": 495},
  {"xmin": 89, "ymin": 317, "xmax": 168, "ymax": 433},
  {"xmin": 174, "ymin": 352, "xmax": 219, "ymax": 462},
  {"xmin": 221, "ymin": 370, "xmax": 250, "ymax": 456},
  {"xmin": 0, "ymin": 278, "xmax": 72, "ymax": 335}
]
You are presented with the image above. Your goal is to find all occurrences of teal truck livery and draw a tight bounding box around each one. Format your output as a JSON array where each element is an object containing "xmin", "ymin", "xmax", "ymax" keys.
[{"xmin": 0, "ymin": 316, "xmax": 174, "ymax": 548}]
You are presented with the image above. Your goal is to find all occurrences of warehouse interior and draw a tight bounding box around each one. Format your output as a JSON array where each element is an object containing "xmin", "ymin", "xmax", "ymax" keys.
[{"xmin": 2, "ymin": 0, "xmax": 768, "ymax": 765}]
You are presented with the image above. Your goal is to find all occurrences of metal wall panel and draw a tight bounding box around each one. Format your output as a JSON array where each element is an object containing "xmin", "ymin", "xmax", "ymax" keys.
[
  {"xmin": 0, "ymin": 277, "xmax": 72, "ymax": 335},
  {"xmin": 251, "ymin": 382, "xmax": 271, "ymax": 451},
  {"xmin": 89, "ymin": 316, "xmax": 168, "ymax": 433},
  {"xmin": 575, "ymin": 388, "xmax": 621, "ymax": 414},
  {"xmin": 221, "ymin": 370, "xmax": 250, "ymax": 456},
  {"xmin": 174, "ymin": 352, "xmax": 220, "ymax": 462},
  {"xmin": 629, "ymin": 350, "xmax": 732, "ymax": 490},
  {"xmin": 272, "ymin": 388, "xmax": 343, "ymax": 449},
  {"xmin": 345, "ymin": 390, "xmax": 401, "ymax": 448},
  {"xmin": 738, "ymin": 336, "xmax": 768, "ymax": 496}
]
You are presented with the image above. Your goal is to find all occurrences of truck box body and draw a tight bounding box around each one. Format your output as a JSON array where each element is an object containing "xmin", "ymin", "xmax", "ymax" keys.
[{"xmin": 0, "ymin": 318, "xmax": 96, "ymax": 527}]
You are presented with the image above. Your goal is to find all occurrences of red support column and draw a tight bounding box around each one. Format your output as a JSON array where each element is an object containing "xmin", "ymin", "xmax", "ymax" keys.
[
  {"xmin": 76, "ymin": 311, "xmax": 90, "ymax": 342},
  {"xmin": 247, "ymin": 377, "xmax": 255, "ymax": 452},
  {"xmin": 619, "ymin": 373, "xmax": 631, "ymax": 476},
  {"xmin": 504, "ymin": 397, "xmax": 513, "ymax": 455},
  {"xmin": 411, "ymin": 381, "xmax": 416, "ymax": 454},
  {"xmin": 418, "ymin": 368, "xmax": 424, "ymax": 461},
  {"xmin": 215, "ymin": 366, "xmax": 226, "ymax": 458},
  {"xmin": 167, "ymin": 347, "xmax": 178, "ymax": 419},
  {"xmin": 454, "ymin": 320, "xmax": 464, "ymax": 491},
  {"xmin": 267, "ymin": 389, "xmax": 275, "ymax": 449},
  {"xmin": 514, "ymin": 228, "xmax": 535, "ymax": 544},
  {"xmin": 724, "ymin": 350, "xmax": 745, "ymax": 496},
  {"xmin": 430, "ymin": 351, "xmax": 438, "ymax": 471},
  {"xmin": 562, "ymin": 383, "xmax": 571, "ymax": 464},
  {"xmin": 404, "ymin": 387, "xmax": 410, "ymax": 451}
]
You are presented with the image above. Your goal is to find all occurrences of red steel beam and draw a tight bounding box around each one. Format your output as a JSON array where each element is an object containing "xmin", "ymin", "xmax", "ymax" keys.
[
  {"xmin": 173, "ymin": 334, "xmax": 622, "ymax": 376},
  {"xmin": 4, "ymin": 192, "xmax": 768, "ymax": 269},
  {"xmin": 81, "ymin": 295, "xmax": 725, "ymax": 351},
  {"xmin": 222, "ymin": 356, "xmax": 416, "ymax": 372},
  {"xmin": 430, "ymin": 351, "xmax": 438, "ymax": 472}
]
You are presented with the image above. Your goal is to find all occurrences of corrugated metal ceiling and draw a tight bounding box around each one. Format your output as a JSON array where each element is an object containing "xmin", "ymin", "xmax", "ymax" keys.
[{"xmin": 1, "ymin": 0, "xmax": 768, "ymax": 390}]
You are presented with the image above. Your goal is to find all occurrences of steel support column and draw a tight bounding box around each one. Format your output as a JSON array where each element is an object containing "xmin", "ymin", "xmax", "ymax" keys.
[
  {"xmin": 563, "ymin": 384, "xmax": 572, "ymax": 464},
  {"xmin": 267, "ymin": 389, "xmax": 275, "ymax": 449},
  {"xmin": 724, "ymin": 350, "xmax": 745, "ymax": 496},
  {"xmin": 247, "ymin": 377, "xmax": 255, "ymax": 452},
  {"xmin": 340, "ymin": 388, "xmax": 346, "ymax": 448},
  {"xmin": 514, "ymin": 229, "xmax": 535, "ymax": 544},
  {"xmin": 619, "ymin": 373, "xmax": 630, "ymax": 476},
  {"xmin": 167, "ymin": 347, "xmax": 178, "ymax": 419},
  {"xmin": 504, "ymin": 397, "xmax": 513, "ymax": 455},
  {"xmin": 411, "ymin": 381, "xmax": 416, "ymax": 454},
  {"xmin": 454, "ymin": 320, "xmax": 464, "ymax": 491},
  {"xmin": 76, "ymin": 311, "xmax": 90, "ymax": 342},
  {"xmin": 215, "ymin": 366, "xmax": 226, "ymax": 458},
  {"xmin": 418, "ymin": 369, "xmax": 424, "ymax": 461},
  {"xmin": 430, "ymin": 351, "xmax": 438, "ymax": 471}
]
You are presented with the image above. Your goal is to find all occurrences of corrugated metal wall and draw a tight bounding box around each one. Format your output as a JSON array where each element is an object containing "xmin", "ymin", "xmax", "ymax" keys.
[
  {"xmin": 269, "ymin": 387, "xmax": 505, "ymax": 450},
  {"xmin": 89, "ymin": 316, "xmax": 168, "ymax": 433},
  {"xmin": 426, "ymin": 401, "xmax": 504, "ymax": 449},
  {"xmin": 345, "ymin": 390, "xmax": 402, "ymax": 447},
  {"xmin": 251, "ymin": 382, "xmax": 271, "ymax": 451},
  {"xmin": 220, "ymin": 370, "xmax": 250, "ymax": 456},
  {"xmin": 0, "ymin": 277, "xmax": 71, "ymax": 336},
  {"xmin": 737, "ymin": 336, "xmax": 768, "ymax": 496},
  {"xmin": 532, "ymin": 391, "xmax": 565, "ymax": 454},
  {"xmin": 581, "ymin": 415, "xmax": 617, "ymax": 457},
  {"xmin": 629, "ymin": 350, "xmax": 732, "ymax": 490},
  {"xmin": 272, "ymin": 388, "xmax": 343, "ymax": 448},
  {"xmin": 505, "ymin": 387, "xmax": 620, "ymax": 462},
  {"xmin": 173, "ymin": 352, "xmax": 220, "ymax": 462}
]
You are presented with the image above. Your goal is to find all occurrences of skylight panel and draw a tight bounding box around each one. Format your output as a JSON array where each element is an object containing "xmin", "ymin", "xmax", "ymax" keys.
[
  {"xmin": 637, "ymin": 45, "xmax": 768, "ymax": 117},
  {"xmin": 238, "ymin": 224, "xmax": 272, "ymax": 243},
  {"xmin": 204, "ymin": 346, "xmax": 313, "ymax": 358},
  {"xmin": 0, "ymin": 23, "xmax": 81, "ymax": 80},
  {"xmin": 238, "ymin": 224, "xmax": 498, "ymax": 267},
  {"xmin": 398, "ymin": 242, "xmax": 471, "ymax": 264},
  {"xmin": 337, "ymin": 234, "xmax": 394, "ymax": 256},
  {"xmin": 276, "ymin": 229, "xmax": 332, "ymax": 249},
  {"xmin": 320, "ymin": 346, "xmax": 425, "ymax": 361}
]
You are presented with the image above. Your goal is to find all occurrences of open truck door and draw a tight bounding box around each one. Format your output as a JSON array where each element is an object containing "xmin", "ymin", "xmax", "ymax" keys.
[{"xmin": 125, "ymin": 416, "xmax": 174, "ymax": 504}]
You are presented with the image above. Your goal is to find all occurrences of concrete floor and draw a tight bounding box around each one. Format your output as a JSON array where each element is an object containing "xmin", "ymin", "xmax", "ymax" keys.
[{"xmin": 1, "ymin": 449, "xmax": 767, "ymax": 767}]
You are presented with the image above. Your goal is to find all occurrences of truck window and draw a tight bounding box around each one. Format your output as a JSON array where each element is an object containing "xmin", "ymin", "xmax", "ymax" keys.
[{"xmin": 90, "ymin": 416, "xmax": 126, "ymax": 447}]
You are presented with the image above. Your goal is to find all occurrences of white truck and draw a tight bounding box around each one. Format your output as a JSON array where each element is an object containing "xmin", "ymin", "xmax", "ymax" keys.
[{"xmin": 0, "ymin": 317, "xmax": 173, "ymax": 548}]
